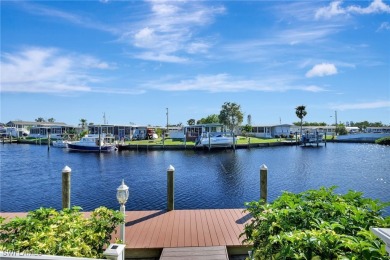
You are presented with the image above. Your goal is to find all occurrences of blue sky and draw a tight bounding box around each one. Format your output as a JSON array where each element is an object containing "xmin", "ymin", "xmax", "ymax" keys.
[{"xmin": 1, "ymin": 0, "xmax": 389, "ymax": 127}]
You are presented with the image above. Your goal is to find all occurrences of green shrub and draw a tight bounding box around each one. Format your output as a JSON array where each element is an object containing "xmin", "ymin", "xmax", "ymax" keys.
[
  {"xmin": 375, "ymin": 137, "xmax": 390, "ymax": 145},
  {"xmin": 242, "ymin": 187, "xmax": 390, "ymax": 259},
  {"xmin": 0, "ymin": 206, "xmax": 123, "ymax": 258}
]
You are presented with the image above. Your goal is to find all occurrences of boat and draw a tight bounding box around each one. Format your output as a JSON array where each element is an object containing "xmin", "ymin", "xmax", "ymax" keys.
[
  {"xmin": 300, "ymin": 130, "xmax": 324, "ymax": 146},
  {"xmin": 336, "ymin": 133, "xmax": 390, "ymax": 142},
  {"xmin": 52, "ymin": 134, "xmax": 73, "ymax": 148},
  {"xmin": 195, "ymin": 132, "xmax": 236, "ymax": 148},
  {"xmin": 52, "ymin": 139, "xmax": 72, "ymax": 148},
  {"xmin": 67, "ymin": 134, "xmax": 116, "ymax": 152}
]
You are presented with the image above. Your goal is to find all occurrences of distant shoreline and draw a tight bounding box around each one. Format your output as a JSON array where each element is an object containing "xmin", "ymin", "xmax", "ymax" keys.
[{"xmin": 1, "ymin": 138, "xmax": 380, "ymax": 151}]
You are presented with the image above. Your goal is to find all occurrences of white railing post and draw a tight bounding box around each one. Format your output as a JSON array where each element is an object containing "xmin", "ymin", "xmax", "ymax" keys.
[
  {"xmin": 371, "ymin": 228, "xmax": 390, "ymax": 255},
  {"xmin": 103, "ymin": 244, "xmax": 126, "ymax": 260}
]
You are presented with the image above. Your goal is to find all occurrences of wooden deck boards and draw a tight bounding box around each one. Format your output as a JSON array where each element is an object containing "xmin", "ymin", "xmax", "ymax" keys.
[
  {"xmin": 0, "ymin": 208, "xmax": 251, "ymax": 250},
  {"xmin": 160, "ymin": 246, "xmax": 229, "ymax": 260},
  {"xmin": 117, "ymin": 209, "xmax": 250, "ymax": 249}
]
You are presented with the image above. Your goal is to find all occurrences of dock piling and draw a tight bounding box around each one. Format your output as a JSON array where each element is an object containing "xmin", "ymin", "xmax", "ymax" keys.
[
  {"xmin": 260, "ymin": 164, "xmax": 268, "ymax": 203},
  {"xmin": 167, "ymin": 165, "xmax": 175, "ymax": 211},
  {"xmin": 47, "ymin": 128, "xmax": 51, "ymax": 150},
  {"xmin": 62, "ymin": 166, "xmax": 72, "ymax": 209}
]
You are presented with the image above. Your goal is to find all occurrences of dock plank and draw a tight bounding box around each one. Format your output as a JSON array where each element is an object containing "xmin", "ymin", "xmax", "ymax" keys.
[
  {"xmin": 153, "ymin": 209, "xmax": 171, "ymax": 248},
  {"xmin": 195, "ymin": 210, "xmax": 206, "ymax": 247},
  {"xmin": 1, "ymin": 209, "xmax": 251, "ymax": 250},
  {"xmin": 184, "ymin": 210, "xmax": 192, "ymax": 247},
  {"xmin": 163, "ymin": 211, "xmax": 176, "ymax": 248},
  {"xmin": 177, "ymin": 210, "xmax": 186, "ymax": 247},
  {"xmin": 189, "ymin": 208, "xmax": 200, "ymax": 246},
  {"xmin": 160, "ymin": 246, "xmax": 228, "ymax": 260}
]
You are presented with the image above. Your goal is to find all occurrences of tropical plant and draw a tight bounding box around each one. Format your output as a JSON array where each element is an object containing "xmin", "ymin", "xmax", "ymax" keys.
[
  {"xmin": 295, "ymin": 105, "xmax": 307, "ymax": 137},
  {"xmin": 292, "ymin": 121, "xmax": 327, "ymax": 126},
  {"xmin": 35, "ymin": 117, "xmax": 45, "ymax": 122},
  {"xmin": 187, "ymin": 119, "xmax": 196, "ymax": 125},
  {"xmin": 0, "ymin": 206, "xmax": 123, "ymax": 258},
  {"xmin": 79, "ymin": 119, "xmax": 88, "ymax": 130},
  {"xmin": 197, "ymin": 114, "xmax": 220, "ymax": 124},
  {"xmin": 79, "ymin": 130, "xmax": 88, "ymax": 139},
  {"xmin": 242, "ymin": 187, "xmax": 390, "ymax": 260},
  {"xmin": 241, "ymin": 124, "xmax": 252, "ymax": 137},
  {"xmin": 336, "ymin": 124, "xmax": 348, "ymax": 135},
  {"xmin": 48, "ymin": 118, "xmax": 55, "ymax": 123},
  {"xmin": 375, "ymin": 137, "xmax": 390, "ymax": 145},
  {"xmin": 218, "ymin": 102, "xmax": 243, "ymax": 132},
  {"xmin": 350, "ymin": 121, "xmax": 385, "ymax": 130}
]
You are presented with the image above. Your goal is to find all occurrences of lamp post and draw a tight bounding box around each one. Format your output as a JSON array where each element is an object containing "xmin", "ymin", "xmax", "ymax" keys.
[{"xmin": 116, "ymin": 179, "xmax": 129, "ymax": 249}]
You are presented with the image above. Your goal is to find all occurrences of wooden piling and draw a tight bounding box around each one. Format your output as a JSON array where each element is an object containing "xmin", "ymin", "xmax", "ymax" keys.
[
  {"xmin": 62, "ymin": 166, "xmax": 71, "ymax": 209},
  {"xmin": 167, "ymin": 165, "xmax": 175, "ymax": 211},
  {"xmin": 260, "ymin": 164, "xmax": 268, "ymax": 203}
]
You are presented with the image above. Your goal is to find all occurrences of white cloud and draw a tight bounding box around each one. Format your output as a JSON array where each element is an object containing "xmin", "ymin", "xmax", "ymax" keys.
[
  {"xmin": 0, "ymin": 47, "xmax": 116, "ymax": 94},
  {"xmin": 306, "ymin": 63, "xmax": 338, "ymax": 78},
  {"xmin": 315, "ymin": 1, "xmax": 346, "ymax": 19},
  {"xmin": 348, "ymin": 0, "xmax": 390, "ymax": 14},
  {"xmin": 127, "ymin": 1, "xmax": 225, "ymax": 62},
  {"xmin": 20, "ymin": 2, "xmax": 118, "ymax": 34},
  {"xmin": 315, "ymin": 0, "xmax": 390, "ymax": 19},
  {"xmin": 378, "ymin": 22, "xmax": 390, "ymax": 31},
  {"xmin": 144, "ymin": 74, "xmax": 326, "ymax": 93},
  {"xmin": 332, "ymin": 101, "xmax": 390, "ymax": 110},
  {"xmin": 186, "ymin": 42, "xmax": 210, "ymax": 54},
  {"xmin": 134, "ymin": 52, "xmax": 188, "ymax": 63},
  {"xmin": 300, "ymin": 85, "xmax": 327, "ymax": 92}
]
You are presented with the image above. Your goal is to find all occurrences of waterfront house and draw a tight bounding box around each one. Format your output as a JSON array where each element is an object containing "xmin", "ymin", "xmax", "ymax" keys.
[
  {"xmin": 245, "ymin": 124, "xmax": 292, "ymax": 138},
  {"xmin": 365, "ymin": 126, "xmax": 390, "ymax": 133},
  {"xmin": 29, "ymin": 123, "xmax": 81, "ymax": 139},
  {"xmin": 88, "ymin": 124, "xmax": 135, "ymax": 140},
  {"xmin": 169, "ymin": 124, "xmax": 230, "ymax": 141},
  {"xmin": 289, "ymin": 126, "xmax": 360, "ymax": 136},
  {"xmin": 88, "ymin": 124, "xmax": 166, "ymax": 140},
  {"xmin": 6, "ymin": 120, "xmax": 79, "ymax": 138}
]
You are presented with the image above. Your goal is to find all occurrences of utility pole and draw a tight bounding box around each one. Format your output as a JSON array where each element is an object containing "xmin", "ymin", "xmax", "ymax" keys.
[
  {"xmin": 166, "ymin": 108, "xmax": 169, "ymax": 134},
  {"xmin": 103, "ymin": 112, "xmax": 107, "ymax": 125},
  {"xmin": 335, "ymin": 111, "xmax": 338, "ymax": 135}
]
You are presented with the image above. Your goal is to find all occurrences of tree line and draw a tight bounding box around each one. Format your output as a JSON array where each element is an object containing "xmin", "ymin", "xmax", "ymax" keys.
[{"xmin": 35, "ymin": 104, "xmax": 387, "ymax": 135}]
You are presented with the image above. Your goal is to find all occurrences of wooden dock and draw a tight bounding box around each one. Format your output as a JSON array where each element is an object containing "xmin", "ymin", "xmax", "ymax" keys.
[
  {"xmin": 1, "ymin": 209, "xmax": 252, "ymax": 259},
  {"xmin": 117, "ymin": 209, "xmax": 252, "ymax": 258}
]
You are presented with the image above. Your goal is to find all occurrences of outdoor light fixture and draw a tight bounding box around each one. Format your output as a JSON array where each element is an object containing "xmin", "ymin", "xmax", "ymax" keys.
[
  {"xmin": 116, "ymin": 179, "xmax": 129, "ymax": 256},
  {"xmin": 116, "ymin": 179, "xmax": 129, "ymax": 205}
]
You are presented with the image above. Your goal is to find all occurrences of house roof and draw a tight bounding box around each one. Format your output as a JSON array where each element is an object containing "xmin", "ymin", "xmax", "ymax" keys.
[
  {"xmin": 7, "ymin": 120, "xmax": 69, "ymax": 126},
  {"xmin": 251, "ymin": 124, "xmax": 292, "ymax": 127}
]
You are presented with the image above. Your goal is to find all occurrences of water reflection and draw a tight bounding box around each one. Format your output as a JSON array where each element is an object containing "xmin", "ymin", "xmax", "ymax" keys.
[{"xmin": 1, "ymin": 143, "xmax": 389, "ymax": 215}]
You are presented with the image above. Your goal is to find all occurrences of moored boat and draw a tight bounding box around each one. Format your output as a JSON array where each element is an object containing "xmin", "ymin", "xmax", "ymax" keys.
[
  {"xmin": 52, "ymin": 139, "xmax": 72, "ymax": 148},
  {"xmin": 195, "ymin": 132, "xmax": 235, "ymax": 148},
  {"xmin": 67, "ymin": 134, "xmax": 116, "ymax": 152},
  {"xmin": 300, "ymin": 130, "xmax": 325, "ymax": 146}
]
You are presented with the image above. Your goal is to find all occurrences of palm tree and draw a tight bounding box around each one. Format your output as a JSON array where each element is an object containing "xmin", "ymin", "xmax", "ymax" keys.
[
  {"xmin": 79, "ymin": 119, "xmax": 87, "ymax": 130},
  {"xmin": 295, "ymin": 105, "xmax": 307, "ymax": 137},
  {"xmin": 35, "ymin": 117, "xmax": 45, "ymax": 122}
]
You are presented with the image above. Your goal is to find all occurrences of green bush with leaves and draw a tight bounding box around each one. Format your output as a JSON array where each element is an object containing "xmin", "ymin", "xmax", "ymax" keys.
[
  {"xmin": 242, "ymin": 187, "xmax": 390, "ymax": 259},
  {"xmin": 375, "ymin": 137, "xmax": 390, "ymax": 145},
  {"xmin": 0, "ymin": 206, "xmax": 123, "ymax": 258}
]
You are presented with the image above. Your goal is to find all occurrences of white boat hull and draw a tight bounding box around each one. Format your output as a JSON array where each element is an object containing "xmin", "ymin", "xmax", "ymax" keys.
[
  {"xmin": 66, "ymin": 134, "xmax": 116, "ymax": 152},
  {"xmin": 195, "ymin": 134, "xmax": 235, "ymax": 148},
  {"xmin": 336, "ymin": 133, "xmax": 390, "ymax": 142},
  {"xmin": 52, "ymin": 140, "xmax": 71, "ymax": 148}
]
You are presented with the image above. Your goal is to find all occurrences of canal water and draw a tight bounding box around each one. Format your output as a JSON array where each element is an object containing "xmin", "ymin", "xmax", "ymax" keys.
[{"xmin": 1, "ymin": 143, "xmax": 389, "ymax": 215}]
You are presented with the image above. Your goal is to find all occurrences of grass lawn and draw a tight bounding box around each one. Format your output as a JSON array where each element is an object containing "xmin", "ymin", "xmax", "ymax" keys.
[{"xmin": 124, "ymin": 136, "xmax": 284, "ymax": 146}]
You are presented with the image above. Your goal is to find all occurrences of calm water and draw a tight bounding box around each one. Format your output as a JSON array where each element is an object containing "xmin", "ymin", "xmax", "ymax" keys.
[{"xmin": 1, "ymin": 143, "xmax": 389, "ymax": 215}]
